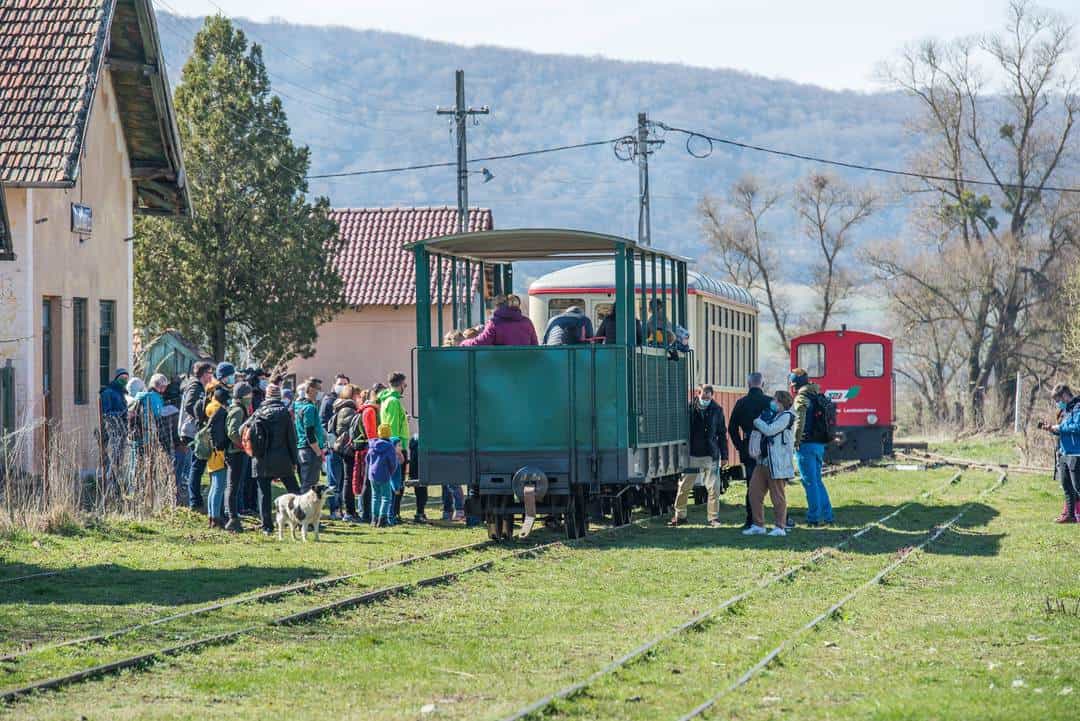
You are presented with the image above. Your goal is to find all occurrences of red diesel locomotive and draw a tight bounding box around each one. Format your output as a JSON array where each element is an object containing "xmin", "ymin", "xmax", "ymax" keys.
[{"xmin": 789, "ymin": 327, "xmax": 894, "ymax": 461}]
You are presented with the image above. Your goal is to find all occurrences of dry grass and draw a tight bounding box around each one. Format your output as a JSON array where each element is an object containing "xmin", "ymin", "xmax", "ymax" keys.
[{"xmin": 0, "ymin": 416, "xmax": 176, "ymax": 535}]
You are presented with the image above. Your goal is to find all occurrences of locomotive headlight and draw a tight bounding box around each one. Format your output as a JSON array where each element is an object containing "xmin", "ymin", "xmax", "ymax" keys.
[{"xmin": 867, "ymin": 413, "xmax": 879, "ymax": 425}]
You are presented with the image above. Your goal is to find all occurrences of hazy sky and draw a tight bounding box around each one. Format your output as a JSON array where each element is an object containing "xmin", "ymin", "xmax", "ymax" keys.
[{"xmin": 159, "ymin": 0, "xmax": 1078, "ymax": 91}]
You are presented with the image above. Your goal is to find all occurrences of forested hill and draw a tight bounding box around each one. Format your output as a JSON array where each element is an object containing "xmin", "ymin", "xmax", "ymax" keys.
[{"xmin": 156, "ymin": 12, "xmax": 921, "ymax": 266}]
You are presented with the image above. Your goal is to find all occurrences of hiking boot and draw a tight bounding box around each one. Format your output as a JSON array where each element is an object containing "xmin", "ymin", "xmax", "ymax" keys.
[
  {"xmin": 261, "ymin": 528, "xmax": 273, "ymax": 537},
  {"xmin": 452, "ymin": 511, "xmax": 466, "ymax": 522},
  {"xmin": 224, "ymin": 518, "xmax": 244, "ymax": 533},
  {"xmin": 741, "ymin": 524, "xmax": 766, "ymax": 535},
  {"xmin": 1054, "ymin": 501, "xmax": 1075, "ymax": 523},
  {"xmin": 768, "ymin": 526, "xmax": 787, "ymax": 537}
]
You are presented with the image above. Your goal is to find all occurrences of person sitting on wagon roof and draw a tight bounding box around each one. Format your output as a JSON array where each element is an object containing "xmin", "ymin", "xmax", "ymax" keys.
[
  {"xmin": 543, "ymin": 305, "xmax": 594, "ymax": 345},
  {"xmin": 460, "ymin": 294, "xmax": 538, "ymax": 347}
]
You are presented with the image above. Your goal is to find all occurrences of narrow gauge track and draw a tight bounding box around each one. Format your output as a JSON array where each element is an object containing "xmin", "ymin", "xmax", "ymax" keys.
[
  {"xmin": 0, "ymin": 538, "xmax": 494, "ymax": 662},
  {"xmin": 0, "ymin": 509, "xmax": 656, "ymax": 705},
  {"xmin": 676, "ymin": 470, "xmax": 1008, "ymax": 721},
  {"xmin": 899, "ymin": 448, "xmax": 1051, "ymax": 475},
  {"xmin": 499, "ymin": 467, "xmax": 966, "ymax": 721}
]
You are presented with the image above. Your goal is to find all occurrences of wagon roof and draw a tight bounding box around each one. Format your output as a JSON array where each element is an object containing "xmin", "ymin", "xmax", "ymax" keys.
[
  {"xmin": 404, "ymin": 228, "xmax": 691, "ymax": 263},
  {"xmin": 528, "ymin": 260, "xmax": 757, "ymax": 308}
]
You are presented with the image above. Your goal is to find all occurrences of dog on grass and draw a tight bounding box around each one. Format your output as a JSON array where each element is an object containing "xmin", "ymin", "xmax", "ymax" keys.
[{"xmin": 275, "ymin": 485, "xmax": 327, "ymax": 541}]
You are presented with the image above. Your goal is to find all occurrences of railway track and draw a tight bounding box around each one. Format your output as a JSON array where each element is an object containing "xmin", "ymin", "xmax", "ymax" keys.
[
  {"xmin": 499, "ymin": 467, "xmax": 968, "ymax": 721},
  {"xmin": 0, "ymin": 508, "xmax": 656, "ymax": 705},
  {"xmin": 899, "ymin": 448, "xmax": 1051, "ymax": 475},
  {"xmin": 676, "ymin": 470, "xmax": 1008, "ymax": 721}
]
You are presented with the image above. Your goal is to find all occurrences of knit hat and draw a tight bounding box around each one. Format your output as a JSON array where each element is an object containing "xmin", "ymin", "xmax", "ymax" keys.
[
  {"xmin": 265, "ymin": 382, "xmax": 282, "ymax": 401},
  {"xmin": 377, "ymin": 423, "xmax": 392, "ymax": 439},
  {"xmin": 215, "ymin": 362, "xmax": 236, "ymax": 380},
  {"xmin": 233, "ymin": 381, "xmax": 252, "ymax": 400},
  {"xmin": 112, "ymin": 368, "xmax": 129, "ymax": 382}
]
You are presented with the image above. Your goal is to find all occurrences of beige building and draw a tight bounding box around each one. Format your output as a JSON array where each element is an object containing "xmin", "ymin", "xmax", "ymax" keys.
[
  {"xmin": 288, "ymin": 207, "xmax": 492, "ymax": 390},
  {"xmin": 0, "ymin": 0, "xmax": 189, "ymax": 471}
]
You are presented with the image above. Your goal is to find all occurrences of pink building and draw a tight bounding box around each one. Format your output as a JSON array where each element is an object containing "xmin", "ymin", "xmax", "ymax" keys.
[{"xmin": 288, "ymin": 207, "xmax": 493, "ymax": 391}]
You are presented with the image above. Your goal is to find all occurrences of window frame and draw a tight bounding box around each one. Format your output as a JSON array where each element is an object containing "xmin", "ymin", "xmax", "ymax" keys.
[
  {"xmin": 98, "ymin": 300, "xmax": 116, "ymax": 388},
  {"xmin": 855, "ymin": 342, "xmax": 886, "ymax": 378},
  {"xmin": 547, "ymin": 297, "xmax": 585, "ymax": 321},
  {"xmin": 797, "ymin": 342, "xmax": 826, "ymax": 378},
  {"xmin": 73, "ymin": 297, "xmax": 88, "ymax": 405}
]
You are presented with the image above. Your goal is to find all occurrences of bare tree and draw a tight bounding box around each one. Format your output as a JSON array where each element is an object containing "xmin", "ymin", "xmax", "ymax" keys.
[
  {"xmin": 796, "ymin": 174, "xmax": 877, "ymax": 330},
  {"xmin": 700, "ymin": 178, "xmax": 794, "ymax": 351},
  {"xmin": 701, "ymin": 174, "xmax": 876, "ymax": 353},
  {"xmin": 872, "ymin": 0, "xmax": 1080, "ymax": 425}
]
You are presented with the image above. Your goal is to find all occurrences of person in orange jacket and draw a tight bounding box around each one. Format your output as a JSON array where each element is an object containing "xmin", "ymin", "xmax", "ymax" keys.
[{"xmin": 352, "ymin": 384, "xmax": 384, "ymax": 523}]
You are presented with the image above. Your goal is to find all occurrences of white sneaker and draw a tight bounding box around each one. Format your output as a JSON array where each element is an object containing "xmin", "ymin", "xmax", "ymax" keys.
[
  {"xmin": 768, "ymin": 526, "xmax": 787, "ymax": 537},
  {"xmin": 741, "ymin": 524, "xmax": 767, "ymax": 536}
]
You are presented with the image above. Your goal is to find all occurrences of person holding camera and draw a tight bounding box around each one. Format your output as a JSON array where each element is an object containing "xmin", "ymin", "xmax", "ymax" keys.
[{"xmin": 1041, "ymin": 383, "xmax": 1080, "ymax": 524}]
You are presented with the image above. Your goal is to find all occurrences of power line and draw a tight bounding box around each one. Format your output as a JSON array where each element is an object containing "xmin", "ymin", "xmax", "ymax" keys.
[
  {"xmin": 306, "ymin": 138, "xmax": 629, "ymax": 180},
  {"xmin": 655, "ymin": 122, "xmax": 1080, "ymax": 195}
]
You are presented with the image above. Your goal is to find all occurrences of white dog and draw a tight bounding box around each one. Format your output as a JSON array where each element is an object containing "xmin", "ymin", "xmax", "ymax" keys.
[{"xmin": 275, "ymin": 485, "xmax": 327, "ymax": 541}]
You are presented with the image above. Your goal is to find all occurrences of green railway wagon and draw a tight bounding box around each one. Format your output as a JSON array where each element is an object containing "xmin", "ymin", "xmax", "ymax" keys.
[{"xmin": 409, "ymin": 229, "xmax": 692, "ymax": 539}]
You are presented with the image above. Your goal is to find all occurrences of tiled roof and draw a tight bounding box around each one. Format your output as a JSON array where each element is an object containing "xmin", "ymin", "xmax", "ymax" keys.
[
  {"xmin": 0, "ymin": 0, "xmax": 112, "ymax": 186},
  {"xmin": 330, "ymin": 207, "xmax": 494, "ymax": 307}
]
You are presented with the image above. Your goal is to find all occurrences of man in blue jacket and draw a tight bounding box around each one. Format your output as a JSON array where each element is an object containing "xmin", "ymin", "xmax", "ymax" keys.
[
  {"xmin": 99, "ymin": 368, "xmax": 129, "ymax": 488},
  {"xmin": 1050, "ymin": 383, "xmax": 1080, "ymax": 523}
]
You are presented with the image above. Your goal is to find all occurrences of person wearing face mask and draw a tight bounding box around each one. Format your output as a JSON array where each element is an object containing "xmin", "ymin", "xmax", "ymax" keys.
[
  {"xmin": 744, "ymin": 390, "xmax": 796, "ymax": 536},
  {"xmin": 1044, "ymin": 383, "xmax": 1080, "ymax": 523},
  {"xmin": 670, "ymin": 385, "xmax": 728, "ymax": 527}
]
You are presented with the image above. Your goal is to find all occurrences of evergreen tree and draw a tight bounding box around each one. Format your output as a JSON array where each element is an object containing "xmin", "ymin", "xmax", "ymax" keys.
[{"xmin": 135, "ymin": 15, "xmax": 342, "ymax": 364}]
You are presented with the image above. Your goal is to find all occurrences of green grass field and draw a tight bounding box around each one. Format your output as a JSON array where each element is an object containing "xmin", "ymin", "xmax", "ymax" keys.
[{"xmin": 1, "ymin": 448, "xmax": 1078, "ymax": 720}]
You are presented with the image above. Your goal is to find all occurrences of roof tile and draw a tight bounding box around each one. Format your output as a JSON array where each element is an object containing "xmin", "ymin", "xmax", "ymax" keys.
[
  {"xmin": 329, "ymin": 207, "xmax": 494, "ymax": 307},
  {"xmin": 0, "ymin": 0, "xmax": 109, "ymax": 185}
]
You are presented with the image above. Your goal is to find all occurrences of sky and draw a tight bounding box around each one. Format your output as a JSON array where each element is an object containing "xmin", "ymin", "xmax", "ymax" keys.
[{"xmin": 159, "ymin": 0, "xmax": 1078, "ymax": 91}]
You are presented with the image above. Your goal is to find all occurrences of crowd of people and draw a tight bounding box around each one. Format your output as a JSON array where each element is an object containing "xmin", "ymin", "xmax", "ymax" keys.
[
  {"xmin": 669, "ymin": 368, "xmax": 836, "ymax": 537},
  {"xmin": 100, "ymin": 362, "xmax": 463, "ymax": 536}
]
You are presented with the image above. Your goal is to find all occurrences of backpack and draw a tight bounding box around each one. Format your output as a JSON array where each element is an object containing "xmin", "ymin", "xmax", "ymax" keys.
[
  {"xmin": 241, "ymin": 410, "xmax": 271, "ymax": 458},
  {"xmin": 806, "ymin": 393, "xmax": 837, "ymax": 444},
  {"xmin": 192, "ymin": 420, "xmax": 213, "ymax": 460},
  {"xmin": 748, "ymin": 412, "xmax": 793, "ymax": 461},
  {"xmin": 333, "ymin": 410, "xmax": 359, "ymax": 458}
]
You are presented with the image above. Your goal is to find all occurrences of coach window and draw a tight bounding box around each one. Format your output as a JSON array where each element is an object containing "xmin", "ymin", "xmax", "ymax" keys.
[
  {"xmin": 797, "ymin": 343, "xmax": 826, "ymax": 378},
  {"xmin": 593, "ymin": 302, "xmax": 613, "ymax": 329},
  {"xmin": 856, "ymin": 343, "xmax": 885, "ymax": 378},
  {"xmin": 548, "ymin": 298, "xmax": 584, "ymax": 321}
]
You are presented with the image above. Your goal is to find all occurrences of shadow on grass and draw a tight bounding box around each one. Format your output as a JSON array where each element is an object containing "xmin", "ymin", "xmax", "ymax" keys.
[
  {"xmin": 0, "ymin": 564, "xmax": 325, "ymax": 605},
  {"xmin": 607, "ymin": 500, "xmax": 1003, "ymax": 557}
]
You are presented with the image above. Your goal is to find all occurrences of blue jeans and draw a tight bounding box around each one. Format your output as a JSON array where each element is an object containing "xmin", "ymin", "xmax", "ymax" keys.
[
  {"xmin": 324, "ymin": 451, "xmax": 343, "ymax": 514},
  {"xmin": 208, "ymin": 468, "xmax": 227, "ymax": 520},
  {"xmin": 797, "ymin": 443, "xmax": 833, "ymax": 523},
  {"xmin": 173, "ymin": 448, "xmax": 191, "ymax": 505},
  {"xmin": 370, "ymin": 478, "xmax": 394, "ymax": 524},
  {"xmin": 187, "ymin": 454, "xmax": 207, "ymax": 509}
]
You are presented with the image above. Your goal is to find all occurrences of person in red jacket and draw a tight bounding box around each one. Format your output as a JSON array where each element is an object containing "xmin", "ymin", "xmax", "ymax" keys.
[
  {"xmin": 353, "ymin": 385, "xmax": 384, "ymax": 524},
  {"xmin": 460, "ymin": 295, "xmax": 538, "ymax": 347}
]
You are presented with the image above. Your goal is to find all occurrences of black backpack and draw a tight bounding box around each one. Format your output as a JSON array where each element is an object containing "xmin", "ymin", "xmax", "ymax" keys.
[
  {"xmin": 806, "ymin": 393, "xmax": 837, "ymax": 444},
  {"xmin": 333, "ymin": 410, "xmax": 360, "ymax": 458}
]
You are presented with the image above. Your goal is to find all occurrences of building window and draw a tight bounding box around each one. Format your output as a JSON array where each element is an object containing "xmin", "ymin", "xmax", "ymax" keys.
[
  {"xmin": 797, "ymin": 343, "xmax": 826, "ymax": 378},
  {"xmin": 73, "ymin": 298, "xmax": 88, "ymax": 405},
  {"xmin": 856, "ymin": 343, "xmax": 885, "ymax": 378},
  {"xmin": 99, "ymin": 300, "xmax": 116, "ymax": 387}
]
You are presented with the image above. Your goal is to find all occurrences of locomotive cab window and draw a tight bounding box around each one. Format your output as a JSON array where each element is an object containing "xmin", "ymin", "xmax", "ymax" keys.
[
  {"xmin": 856, "ymin": 343, "xmax": 885, "ymax": 378},
  {"xmin": 548, "ymin": 298, "xmax": 584, "ymax": 320},
  {"xmin": 797, "ymin": 343, "xmax": 826, "ymax": 378}
]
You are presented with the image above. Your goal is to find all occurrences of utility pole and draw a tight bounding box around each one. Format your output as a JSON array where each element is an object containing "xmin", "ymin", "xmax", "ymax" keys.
[
  {"xmin": 633, "ymin": 112, "xmax": 663, "ymax": 246},
  {"xmin": 437, "ymin": 70, "xmax": 488, "ymax": 329},
  {"xmin": 437, "ymin": 70, "xmax": 489, "ymax": 234}
]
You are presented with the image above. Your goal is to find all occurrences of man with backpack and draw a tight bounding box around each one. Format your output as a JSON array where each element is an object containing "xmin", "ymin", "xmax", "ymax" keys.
[
  {"xmin": 791, "ymin": 368, "xmax": 835, "ymax": 526},
  {"xmin": 179, "ymin": 362, "xmax": 214, "ymax": 511},
  {"xmin": 224, "ymin": 382, "xmax": 253, "ymax": 532},
  {"xmin": 246, "ymin": 379, "xmax": 301, "ymax": 536},
  {"xmin": 328, "ymin": 384, "xmax": 361, "ymax": 521}
]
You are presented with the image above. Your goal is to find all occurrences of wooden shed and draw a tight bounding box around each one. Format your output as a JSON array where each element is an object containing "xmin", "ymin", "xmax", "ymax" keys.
[{"xmin": 136, "ymin": 330, "xmax": 210, "ymax": 381}]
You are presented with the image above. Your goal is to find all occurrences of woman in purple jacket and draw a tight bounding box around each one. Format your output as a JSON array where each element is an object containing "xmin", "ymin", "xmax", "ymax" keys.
[{"xmin": 460, "ymin": 295, "xmax": 539, "ymax": 347}]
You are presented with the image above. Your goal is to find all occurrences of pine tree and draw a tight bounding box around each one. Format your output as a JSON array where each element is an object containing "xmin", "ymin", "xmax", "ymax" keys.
[{"xmin": 135, "ymin": 15, "xmax": 342, "ymax": 365}]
